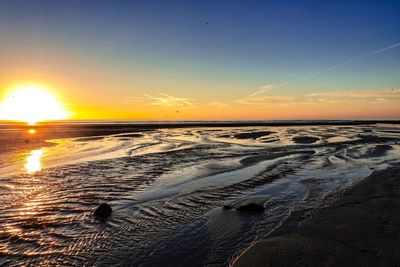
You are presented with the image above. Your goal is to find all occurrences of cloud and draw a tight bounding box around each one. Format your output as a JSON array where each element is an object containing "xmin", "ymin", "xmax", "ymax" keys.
[
  {"xmin": 237, "ymin": 95, "xmax": 294, "ymax": 105},
  {"xmin": 207, "ymin": 101, "xmax": 230, "ymax": 108},
  {"xmin": 239, "ymin": 82, "xmax": 296, "ymax": 106},
  {"xmin": 248, "ymin": 84, "xmax": 275, "ymax": 97},
  {"xmin": 237, "ymin": 88, "xmax": 399, "ymax": 107},
  {"xmin": 247, "ymin": 82, "xmax": 291, "ymax": 98},
  {"xmin": 120, "ymin": 96, "xmax": 148, "ymax": 103},
  {"xmin": 306, "ymin": 89, "xmax": 400, "ymax": 104},
  {"xmin": 143, "ymin": 93, "xmax": 195, "ymax": 108}
]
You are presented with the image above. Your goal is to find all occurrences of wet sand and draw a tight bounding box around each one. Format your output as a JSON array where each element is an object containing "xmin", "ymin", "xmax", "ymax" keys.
[
  {"xmin": 0, "ymin": 139, "xmax": 53, "ymax": 154},
  {"xmin": 0, "ymin": 139, "xmax": 55, "ymax": 169},
  {"xmin": 1, "ymin": 122, "xmax": 400, "ymax": 266},
  {"xmin": 233, "ymin": 165, "xmax": 400, "ymax": 267}
]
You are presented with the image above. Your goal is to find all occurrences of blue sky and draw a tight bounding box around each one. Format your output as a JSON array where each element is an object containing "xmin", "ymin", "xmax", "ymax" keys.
[{"xmin": 0, "ymin": 0, "xmax": 399, "ymax": 119}]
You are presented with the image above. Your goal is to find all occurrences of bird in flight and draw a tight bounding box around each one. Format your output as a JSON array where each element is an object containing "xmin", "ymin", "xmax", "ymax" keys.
[{"xmin": 205, "ymin": 21, "xmax": 210, "ymax": 25}]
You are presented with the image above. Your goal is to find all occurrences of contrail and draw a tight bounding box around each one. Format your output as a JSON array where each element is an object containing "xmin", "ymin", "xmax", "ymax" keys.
[
  {"xmin": 284, "ymin": 72, "xmax": 340, "ymax": 90},
  {"xmin": 307, "ymin": 42, "xmax": 400, "ymax": 78},
  {"xmin": 249, "ymin": 41, "xmax": 400, "ymax": 97},
  {"xmin": 248, "ymin": 81, "xmax": 292, "ymax": 97}
]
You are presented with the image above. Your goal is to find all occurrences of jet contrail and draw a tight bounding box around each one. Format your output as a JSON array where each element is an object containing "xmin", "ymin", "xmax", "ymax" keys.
[
  {"xmin": 307, "ymin": 42, "xmax": 400, "ymax": 78},
  {"xmin": 248, "ymin": 81, "xmax": 292, "ymax": 97},
  {"xmin": 249, "ymin": 41, "xmax": 400, "ymax": 97},
  {"xmin": 284, "ymin": 72, "xmax": 340, "ymax": 90}
]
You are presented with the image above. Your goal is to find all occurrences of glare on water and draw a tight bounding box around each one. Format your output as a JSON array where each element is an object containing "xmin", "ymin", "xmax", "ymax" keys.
[
  {"xmin": 25, "ymin": 149, "xmax": 43, "ymax": 173},
  {"xmin": 28, "ymin": 129, "xmax": 37, "ymax": 134},
  {"xmin": 0, "ymin": 124, "xmax": 399, "ymax": 266}
]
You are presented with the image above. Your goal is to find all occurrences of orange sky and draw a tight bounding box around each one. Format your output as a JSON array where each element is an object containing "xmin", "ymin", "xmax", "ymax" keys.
[
  {"xmin": 1, "ymin": 78, "xmax": 400, "ymax": 123},
  {"xmin": 0, "ymin": 1, "xmax": 399, "ymax": 122}
]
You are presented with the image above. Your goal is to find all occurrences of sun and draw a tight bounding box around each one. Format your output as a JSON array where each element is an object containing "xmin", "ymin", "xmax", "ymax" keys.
[{"xmin": 0, "ymin": 84, "xmax": 70, "ymax": 125}]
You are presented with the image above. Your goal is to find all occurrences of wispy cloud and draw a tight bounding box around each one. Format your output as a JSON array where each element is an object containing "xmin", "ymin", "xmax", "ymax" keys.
[
  {"xmin": 207, "ymin": 101, "xmax": 230, "ymax": 108},
  {"xmin": 238, "ymin": 88, "xmax": 399, "ymax": 107},
  {"xmin": 143, "ymin": 93, "xmax": 195, "ymax": 108},
  {"xmin": 239, "ymin": 81, "xmax": 295, "ymax": 106},
  {"xmin": 121, "ymin": 96, "xmax": 148, "ymax": 103},
  {"xmin": 247, "ymin": 82, "xmax": 292, "ymax": 98},
  {"xmin": 306, "ymin": 89, "xmax": 400, "ymax": 104},
  {"xmin": 248, "ymin": 84, "xmax": 274, "ymax": 97},
  {"xmin": 237, "ymin": 95, "xmax": 294, "ymax": 105}
]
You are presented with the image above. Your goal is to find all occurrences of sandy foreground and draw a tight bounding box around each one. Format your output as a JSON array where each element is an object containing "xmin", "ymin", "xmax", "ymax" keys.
[{"xmin": 233, "ymin": 165, "xmax": 400, "ymax": 267}]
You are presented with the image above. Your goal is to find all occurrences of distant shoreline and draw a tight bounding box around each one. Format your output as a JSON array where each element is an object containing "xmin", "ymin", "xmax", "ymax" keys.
[
  {"xmin": 1, "ymin": 120, "xmax": 400, "ymax": 129},
  {"xmin": 1, "ymin": 120, "xmax": 399, "ymax": 143}
]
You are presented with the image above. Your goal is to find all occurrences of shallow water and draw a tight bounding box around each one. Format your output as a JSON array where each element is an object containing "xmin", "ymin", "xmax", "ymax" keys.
[{"xmin": 0, "ymin": 124, "xmax": 400, "ymax": 266}]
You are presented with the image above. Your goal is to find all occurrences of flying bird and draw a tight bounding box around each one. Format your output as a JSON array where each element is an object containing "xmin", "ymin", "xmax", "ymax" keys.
[{"xmin": 205, "ymin": 21, "xmax": 210, "ymax": 25}]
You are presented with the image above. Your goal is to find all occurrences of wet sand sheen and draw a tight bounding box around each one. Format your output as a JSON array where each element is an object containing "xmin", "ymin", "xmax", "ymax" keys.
[
  {"xmin": 0, "ymin": 122, "xmax": 399, "ymax": 266},
  {"xmin": 233, "ymin": 165, "xmax": 400, "ymax": 267}
]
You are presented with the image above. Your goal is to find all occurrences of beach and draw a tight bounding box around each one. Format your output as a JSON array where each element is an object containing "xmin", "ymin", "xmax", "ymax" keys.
[
  {"xmin": 0, "ymin": 121, "xmax": 399, "ymax": 266},
  {"xmin": 2, "ymin": 0, "xmax": 399, "ymax": 265},
  {"xmin": 233, "ymin": 165, "xmax": 400, "ymax": 266}
]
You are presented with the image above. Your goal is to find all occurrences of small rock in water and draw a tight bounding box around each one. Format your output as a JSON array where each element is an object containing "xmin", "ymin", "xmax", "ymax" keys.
[
  {"xmin": 94, "ymin": 203, "xmax": 112, "ymax": 219},
  {"xmin": 236, "ymin": 203, "xmax": 265, "ymax": 213}
]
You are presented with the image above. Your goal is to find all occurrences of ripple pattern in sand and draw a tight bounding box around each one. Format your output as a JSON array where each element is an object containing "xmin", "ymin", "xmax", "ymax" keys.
[{"xmin": 0, "ymin": 125, "xmax": 400, "ymax": 266}]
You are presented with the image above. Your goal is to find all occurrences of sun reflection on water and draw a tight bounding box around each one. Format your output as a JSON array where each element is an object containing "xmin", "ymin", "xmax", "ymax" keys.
[
  {"xmin": 28, "ymin": 129, "xmax": 37, "ymax": 134},
  {"xmin": 25, "ymin": 149, "xmax": 43, "ymax": 173}
]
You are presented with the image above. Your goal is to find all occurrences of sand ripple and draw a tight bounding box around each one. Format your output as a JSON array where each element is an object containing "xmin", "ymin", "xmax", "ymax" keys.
[{"xmin": 0, "ymin": 124, "xmax": 399, "ymax": 266}]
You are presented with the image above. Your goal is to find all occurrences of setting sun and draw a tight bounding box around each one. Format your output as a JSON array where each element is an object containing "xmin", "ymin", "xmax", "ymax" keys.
[
  {"xmin": 0, "ymin": 84, "xmax": 70, "ymax": 125},
  {"xmin": 0, "ymin": 2, "xmax": 400, "ymax": 266}
]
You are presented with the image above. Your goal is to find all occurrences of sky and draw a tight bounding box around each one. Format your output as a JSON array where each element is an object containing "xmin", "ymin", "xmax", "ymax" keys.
[{"xmin": 0, "ymin": 0, "xmax": 399, "ymax": 120}]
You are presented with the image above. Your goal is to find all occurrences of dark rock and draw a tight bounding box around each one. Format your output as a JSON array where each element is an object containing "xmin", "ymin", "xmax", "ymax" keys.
[
  {"xmin": 236, "ymin": 203, "xmax": 265, "ymax": 213},
  {"xmin": 94, "ymin": 203, "xmax": 112, "ymax": 219},
  {"xmin": 226, "ymin": 195, "xmax": 267, "ymax": 213}
]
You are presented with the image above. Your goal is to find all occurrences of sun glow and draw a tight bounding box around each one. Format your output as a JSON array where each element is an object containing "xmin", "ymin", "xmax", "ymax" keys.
[{"xmin": 0, "ymin": 84, "xmax": 70, "ymax": 125}]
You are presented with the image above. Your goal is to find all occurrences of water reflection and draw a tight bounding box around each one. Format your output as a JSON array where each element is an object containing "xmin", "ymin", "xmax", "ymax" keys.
[
  {"xmin": 28, "ymin": 129, "xmax": 37, "ymax": 134},
  {"xmin": 25, "ymin": 149, "xmax": 43, "ymax": 173}
]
